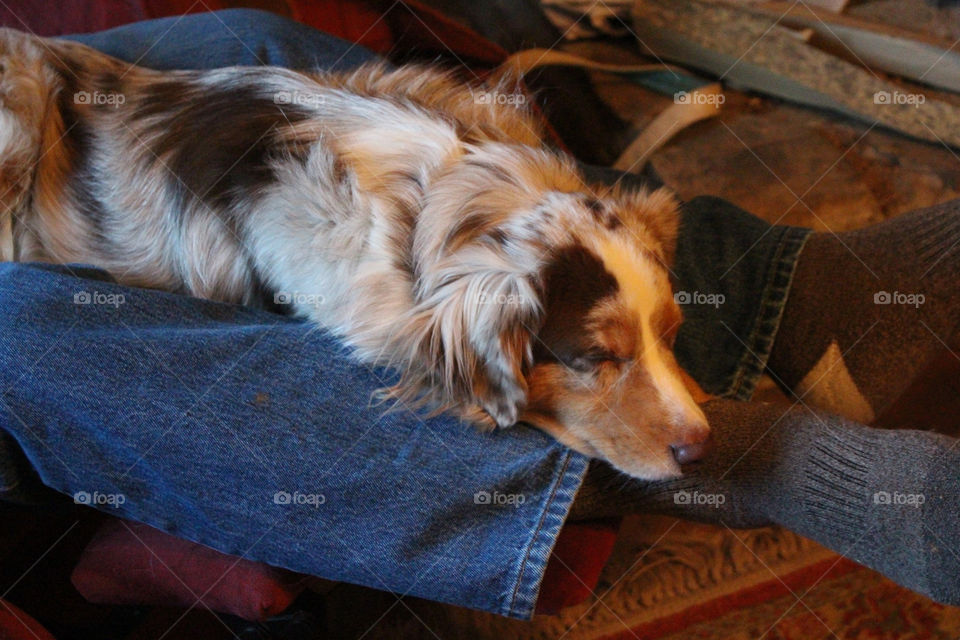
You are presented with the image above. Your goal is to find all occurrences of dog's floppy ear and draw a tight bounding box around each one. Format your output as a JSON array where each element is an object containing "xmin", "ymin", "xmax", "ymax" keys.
[
  {"xmin": 389, "ymin": 144, "xmax": 577, "ymax": 428},
  {"xmin": 397, "ymin": 267, "xmax": 543, "ymax": 429},
  {"xmin": 461, "ymin": 271, "xmax": 543, "ymax": 428}
]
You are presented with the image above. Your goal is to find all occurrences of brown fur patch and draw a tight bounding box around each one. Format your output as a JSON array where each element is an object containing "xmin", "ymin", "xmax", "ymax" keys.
[{"xmin": 533, "ymin": 245, "xmax": 618, "ymax": 369}]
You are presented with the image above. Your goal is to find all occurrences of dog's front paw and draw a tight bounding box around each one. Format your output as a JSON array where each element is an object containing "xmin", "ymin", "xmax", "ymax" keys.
[{"xmin": 484, "ymin": 401, "xmax": 519, "ymax": 429}]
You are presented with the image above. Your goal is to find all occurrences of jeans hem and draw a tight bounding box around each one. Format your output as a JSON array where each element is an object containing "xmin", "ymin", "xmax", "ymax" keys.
[
  {"xmin": 505, "ymin": 449, "xmax": 591, "ymax": 618},
  {"xmin": 726, "ymin": 225, "xmax": 813, "ymax": 400}
]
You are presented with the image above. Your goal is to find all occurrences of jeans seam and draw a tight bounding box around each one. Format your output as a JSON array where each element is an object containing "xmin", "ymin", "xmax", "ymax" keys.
[
  {"xmin": 727, "ymin": 226, "xmax": 813, "ymax": 400},
  {"xmin": 506, "ymin": 449, "xmax": 590, "ymax": 617}
]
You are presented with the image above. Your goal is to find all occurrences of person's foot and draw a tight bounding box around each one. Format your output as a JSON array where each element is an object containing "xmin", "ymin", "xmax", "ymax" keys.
[
  {"xmin": 572, "ymin": 398, "xmax": 960, "ymax": 606},
  {"xmin": 766, "ymin": 200, "xmax": 960, "ymax": 422}
]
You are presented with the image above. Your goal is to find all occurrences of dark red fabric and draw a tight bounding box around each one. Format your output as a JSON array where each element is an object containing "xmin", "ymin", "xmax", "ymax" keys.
[
  {"xmin": 6, "ymin": 0, "xmax": 620, "ymax": 615},
  {"xmin": 71, "ymin": 519, "xmax": 306, "ymax": 622},
  {"xmin": 0, "ymin": 599, "xmax": 56, "ymax": 640},
  {"xmin": 284, "ymin": 0, "xmax": 394, "ymax": 55},
  {"xmin": 0, "ymin": 0, "xmax": 223, "ymax": 37},
  {"xmin": 283, "ymin": 0, "xmax": 508, "ymax": 65},
  {"xmin": 534, "ymin": 520, "xmax": 621, "ymax": 615}
]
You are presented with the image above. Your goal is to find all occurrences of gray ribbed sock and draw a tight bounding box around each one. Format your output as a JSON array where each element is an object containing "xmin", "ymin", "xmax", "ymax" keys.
[
  {"xmin": 570, "ymin": 399, "xmax": 960, "ymax": 606},
  {"xmin": 767, "ymin": 201, "xmax": 960, "ymax": 423}
]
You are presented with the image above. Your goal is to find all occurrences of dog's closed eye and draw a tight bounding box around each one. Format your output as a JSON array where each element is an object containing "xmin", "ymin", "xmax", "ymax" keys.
[{"xmin": 563, "ymin": 349, "xmax": 631, "ymax": 373}]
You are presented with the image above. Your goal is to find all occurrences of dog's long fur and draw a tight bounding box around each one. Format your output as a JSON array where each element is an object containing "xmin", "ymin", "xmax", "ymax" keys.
[{"xmin": 0, "ymin": 28, "xmax": 709, "ymax": 479}]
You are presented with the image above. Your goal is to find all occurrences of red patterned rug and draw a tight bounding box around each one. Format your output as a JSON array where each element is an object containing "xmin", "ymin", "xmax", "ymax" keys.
[
  {"xmin": 599, "ymin": 539, "xmax": 960, "ymax": 640},
  {"xmin": 346, "ymin": 514, "xmax": 960, "ymax": 639}
]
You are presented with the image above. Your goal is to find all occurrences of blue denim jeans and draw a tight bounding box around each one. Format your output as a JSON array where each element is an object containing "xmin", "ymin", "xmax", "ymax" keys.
[{"xmin": 0, "ymin": 10, "xmax": 811, "ymax": 618}]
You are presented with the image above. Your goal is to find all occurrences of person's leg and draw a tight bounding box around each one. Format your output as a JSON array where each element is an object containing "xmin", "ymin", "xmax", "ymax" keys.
[
  {"xmin": 0, "ymin": 12, "xmax": 583, "ymax": 620},
  {"xmin": 41, "ymin": 8, "xmax": 960, "ymax": 611},
  {"xmin": 576, "ymin": 172, "xmax": 960, "ymax": 606},
  {"xmin": 570, "ymin": 398, "xmax": 960, "ymax": 606},
  {"xmin": 766, "ymin": 201, "xmax": 960, "ymax": 423},
  {"xmin": 0, "ymin": 261, "xmax": 587, "ymax": 620},
  {"xmin": 62, "ymin": 8, "xmax": 379, "ymax": 71}
]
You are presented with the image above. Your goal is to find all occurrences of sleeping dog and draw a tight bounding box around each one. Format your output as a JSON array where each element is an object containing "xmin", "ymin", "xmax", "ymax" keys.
[{"xmin": 0, "ymin": 28, "xmax": 710, "ymax": 479}]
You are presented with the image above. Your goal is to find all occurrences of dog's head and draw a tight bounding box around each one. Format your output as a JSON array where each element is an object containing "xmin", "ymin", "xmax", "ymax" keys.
[{"xmin": 405, "ymin": 144, "xmax": 709, "ymax": 479}]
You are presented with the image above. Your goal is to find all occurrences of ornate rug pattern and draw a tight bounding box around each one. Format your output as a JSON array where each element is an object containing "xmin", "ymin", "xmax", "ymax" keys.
[{"xmin": 357, "ymin": 514, "xmax": 960, "ymax": 639}]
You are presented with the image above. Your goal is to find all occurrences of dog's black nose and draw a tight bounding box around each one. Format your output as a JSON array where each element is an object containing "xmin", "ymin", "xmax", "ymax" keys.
[{"xmin": 671, "ymin": 434, "xmax": 712, "ymax": 465}]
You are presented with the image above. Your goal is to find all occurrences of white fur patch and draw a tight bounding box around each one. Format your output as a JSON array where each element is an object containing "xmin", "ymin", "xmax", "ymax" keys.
[{"xmin": 593, "ymin": 235, "xmax": 702, "ymax": 425}]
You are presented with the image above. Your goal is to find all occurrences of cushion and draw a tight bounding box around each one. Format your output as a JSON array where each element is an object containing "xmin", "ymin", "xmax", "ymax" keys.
[
  {"xmin": 0, "ymin": 599, "xmax": 56, "ymax": 640},
  {"xmin": 535, "ymin": 520, "xmax": 621, "ymax": 615},
  {"xmin": 71, "ymin": 519, "xmax": 306, "ymax": 622}
]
